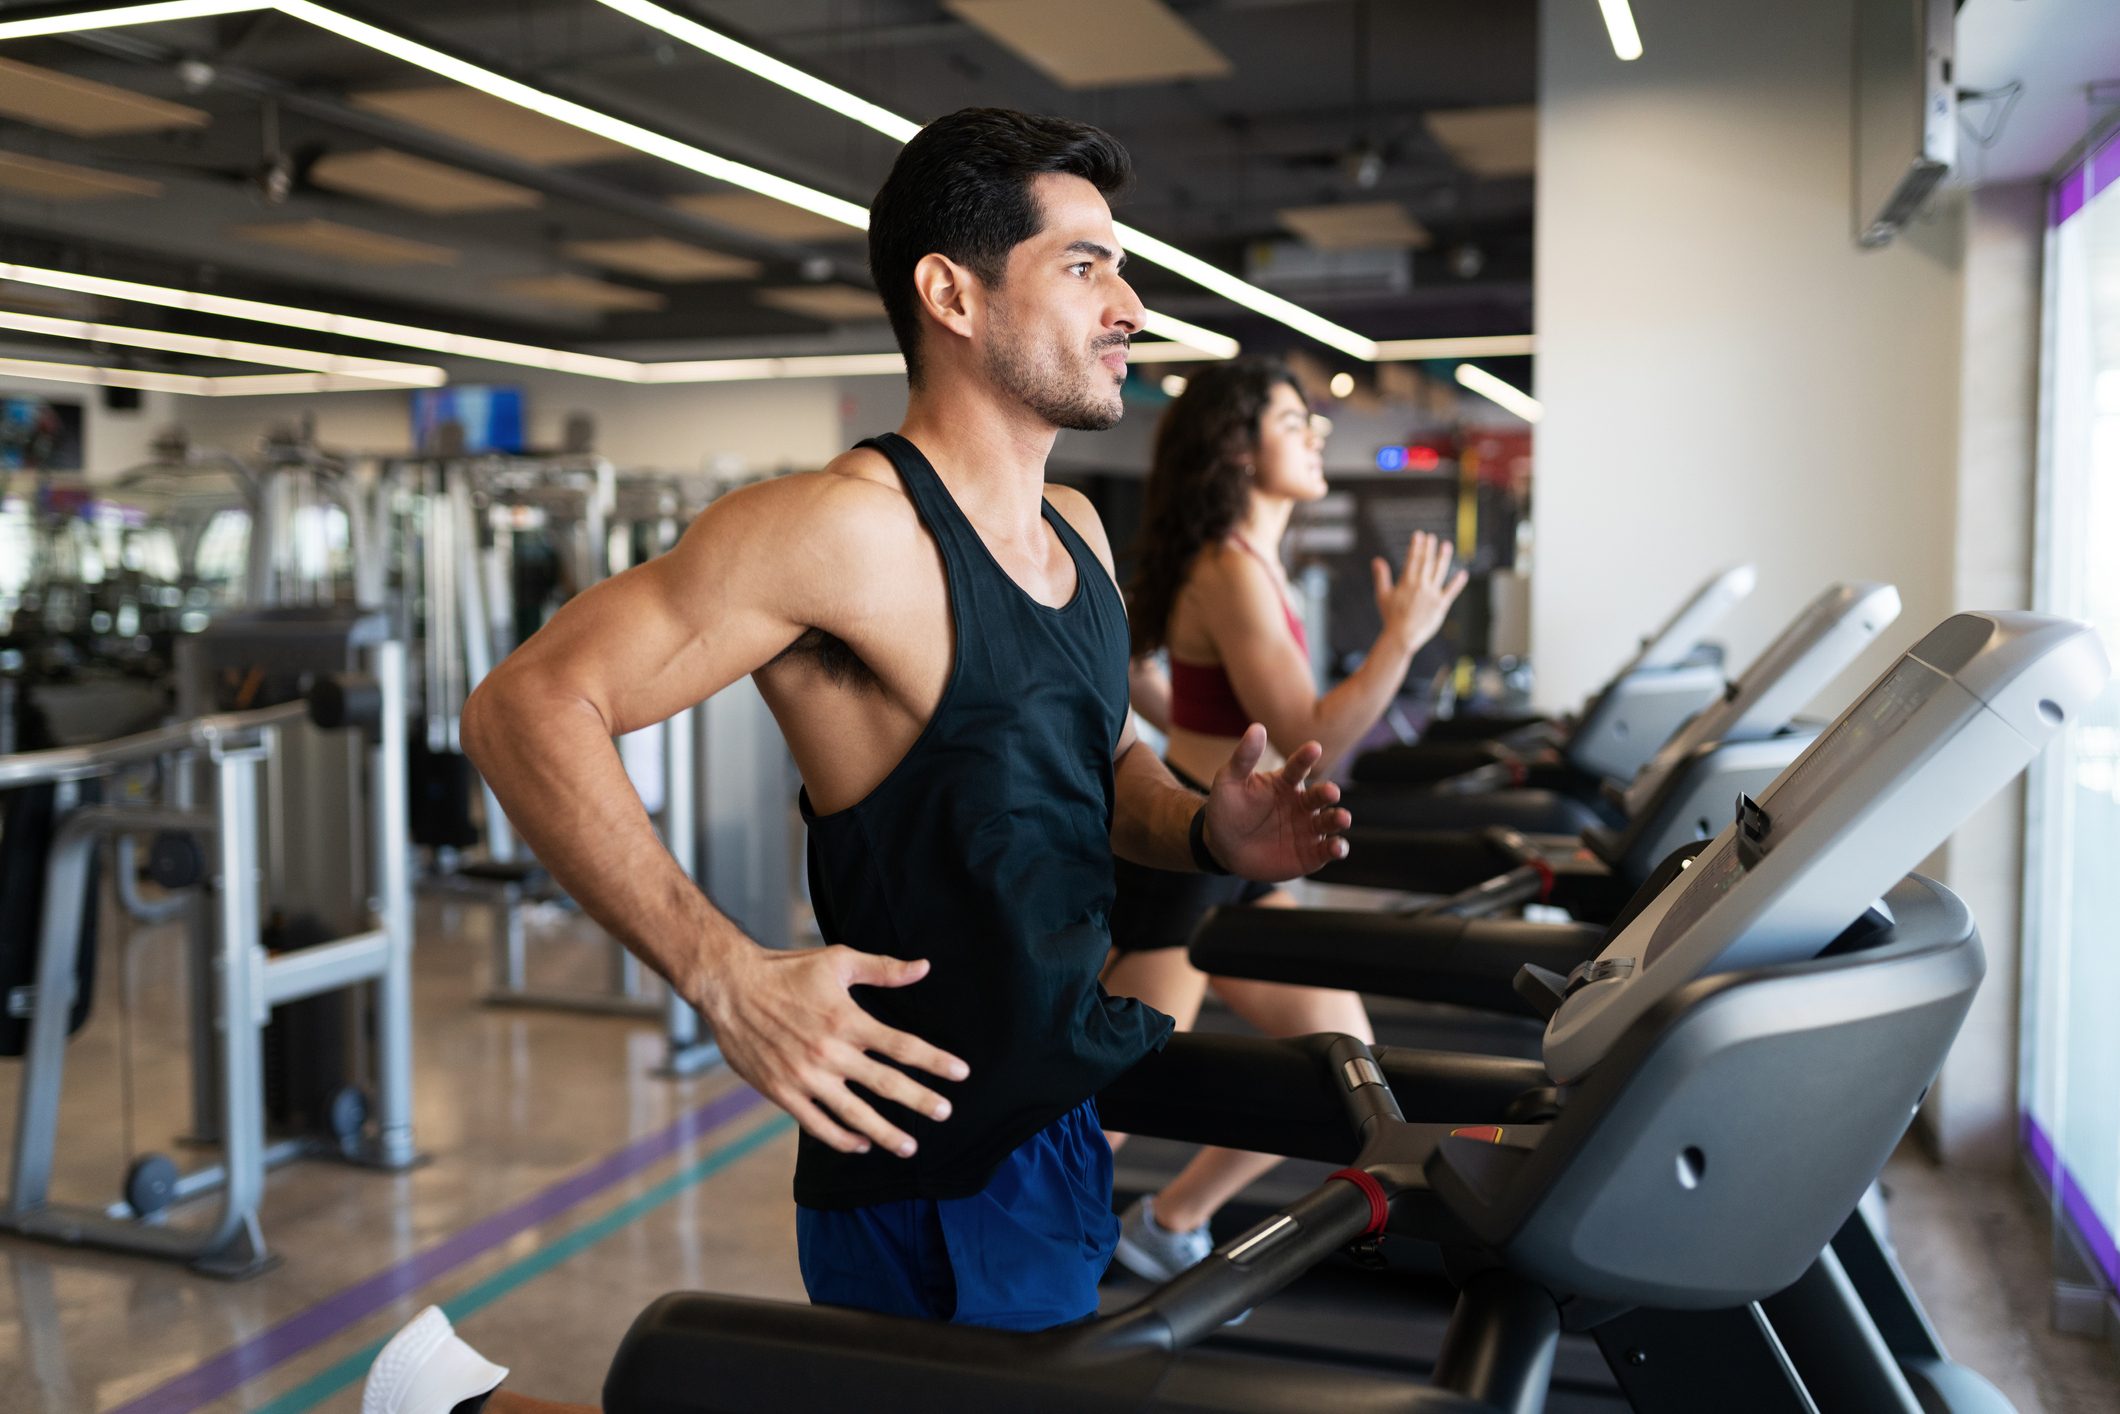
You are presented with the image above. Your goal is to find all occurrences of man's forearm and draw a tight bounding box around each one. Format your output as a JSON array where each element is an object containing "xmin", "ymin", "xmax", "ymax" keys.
[
  {"xmin": 1110, "ymin": 739, "xmax": 1211, "ymax": 871},
  {"xmin": 462, "ymin": 675, "xmax": 755, "ymax": 1001}
]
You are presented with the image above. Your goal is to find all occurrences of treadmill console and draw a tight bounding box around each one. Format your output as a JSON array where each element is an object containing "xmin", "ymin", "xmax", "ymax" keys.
[
  {"xmin": 1620, "ymin": 580, "xmax": 1901, "ymax": 819},
  {"xmin": 1543, "ymin": 611, "xmax": 2109, "ymax": 1083},
  {"xmin": 1627, "ymin": 564, "xmax": 1759, "ymax": 674}
]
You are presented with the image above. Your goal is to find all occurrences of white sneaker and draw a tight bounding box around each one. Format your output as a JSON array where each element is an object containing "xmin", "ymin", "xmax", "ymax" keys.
[{"xmin": 361, "ymin": 1307, "xmax": 509, "ymax": 1414}]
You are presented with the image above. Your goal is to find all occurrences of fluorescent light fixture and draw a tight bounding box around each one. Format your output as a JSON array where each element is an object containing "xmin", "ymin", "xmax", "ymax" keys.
[
  {"xmin": 1, "ymin": 1, "xmax": 1247, "ymax": 364},
  {"xmin": 0, "ymin": 353, "xmax": 425, "ymax": 395},
  {"xmin": 2, "ymin": 261, "xmax": 1236, "ymax": 383},
  {"xmin": 635, "ymin": 351, "xmax": 906, "ymax": 382},
  {"xmin": 1597, "ymin": 0, "xmax": 1643, "ymax": 61},
  {"xmin": 1120, "ymin": 340, "xmax": 1214, "ymax": 365},
  {"xmin": 1374, "ymin": 334, "xmax": 1536, "ymax": 361},
  {"xmin": 590, "ymin": 0, "xmax": 919, "ymax": 143},
  {"xmin": 0, "ymin": 0, "xmax": 266, "ymax": 40},
  {"xmin": 1454, "ymin": 363, "xmax": 1543, "ymax": 423},
  {"xmin": 1137, "ymin": 310, "xmax": 1239, "ymax": 360},
  {"xmin": 0, "ymin": 261, "xmax": 640, "ymax": 379},
  {"xmin": 1115, "ymin": 225, "xmax": 1375, "ymax": 359},
  {"xmin": 0, "ymin": 309, "xmax": 444, "ymax": 383},
  {"xmin": 585, "ymin": 0, "xmax": 1347, "ymax": 357}
]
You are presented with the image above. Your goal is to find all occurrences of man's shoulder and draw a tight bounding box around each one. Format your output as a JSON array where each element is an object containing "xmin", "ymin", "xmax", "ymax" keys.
[{"xmin": 715, "ymin": 455, "xmax": 917, "ymax": 542}]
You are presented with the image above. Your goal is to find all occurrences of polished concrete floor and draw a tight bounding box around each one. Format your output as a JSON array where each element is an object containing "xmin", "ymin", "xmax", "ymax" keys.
[{"xmin": 1, "ymin": 892, "xmax": 2116, "ymax": 1413}]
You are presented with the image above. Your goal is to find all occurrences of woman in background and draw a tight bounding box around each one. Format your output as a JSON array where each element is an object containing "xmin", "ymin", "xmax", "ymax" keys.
[{"xmin": 1106, "ymin": 357, "xmax": 1465, "ymax": 1283}]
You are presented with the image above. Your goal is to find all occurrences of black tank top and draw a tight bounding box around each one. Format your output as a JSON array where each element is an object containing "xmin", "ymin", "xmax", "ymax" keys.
[{"xmin": 792, "ymin": 433, "xmax": 1173, "ymax": 1208}]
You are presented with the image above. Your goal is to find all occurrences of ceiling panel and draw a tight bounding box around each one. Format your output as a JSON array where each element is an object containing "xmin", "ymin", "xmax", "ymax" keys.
[
  {"xmin": 0, "ymin": 57, "xmax": 210, "ymax": 137},
  {"xmin": 497, "ymin": 273, "xmax": 668, "ymax": 312},
  {"xmin": 670, "ymin": 191, "xmax": 861, "ymax": 242},
  {"xmin": 756, "ymin": 284, "xmax": 888, "ymax": 322},
  {"xmin": 1427, "ymin": 105, "xmax": 1538, "ymax": 178},
  {"xmin": 563, "ymin": 238, "xmax": 763, "ymax": 282},
  {"xmin": 311, "ymin": 148, "xmax": 544, "ymax": 215},
  {"xmin": 944, "ymin": 0, "xmax": 1232, "ymax": 89},
  {"xmin": 231, "ymin": 218, "xmax": 460, "ymax": 267},
  {"xmin": 1278, "ymin": 202, "xmax": 1433, "ymax": 251},
  {"xmin": 0, "ymin": 151, "xmax": 163, "ymax": 203},
  {"xmin": 351, "ymin": 86, "xmax": 628, "ymax": 165}
]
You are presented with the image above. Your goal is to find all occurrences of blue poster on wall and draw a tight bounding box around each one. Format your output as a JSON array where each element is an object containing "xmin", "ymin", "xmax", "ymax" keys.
[
  {"xmin": 412, "ymin": 385, "xmax": 525, "ymax": 455},
  {"xmin": 0, "ymin": 396, "xmax": 85, "ymax": 471}
]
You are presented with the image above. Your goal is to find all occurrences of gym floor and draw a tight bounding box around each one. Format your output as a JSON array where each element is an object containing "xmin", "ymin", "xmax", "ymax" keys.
[{"xmin": 4, "ymin": 894, "xmax": 2117, "ymax": 1414}]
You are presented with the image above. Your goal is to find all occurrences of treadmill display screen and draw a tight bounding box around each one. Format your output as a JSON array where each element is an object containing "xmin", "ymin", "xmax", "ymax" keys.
[
  {"xmin": 1751, "ymin": 658, "xmax": 1940, "ymax": 828},
  {"xmin": 1637, "ymin": 656, "xmax": 1946, "ymax": 970},
  {"xmin": 1642, "ymin": 838, "xmax": 1745, "ymax": 969}
]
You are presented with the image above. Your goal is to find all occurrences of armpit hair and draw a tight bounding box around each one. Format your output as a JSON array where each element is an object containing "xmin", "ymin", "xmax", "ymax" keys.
[{"xmin": 772, "ymin": 627, "xmax": 881, "ymax": 691}]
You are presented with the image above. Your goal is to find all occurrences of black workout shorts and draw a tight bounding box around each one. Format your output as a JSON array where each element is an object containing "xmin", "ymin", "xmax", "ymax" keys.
[{"xmin": 1107, "ymin": 763, "xmax": 1277, "ymax": 954}]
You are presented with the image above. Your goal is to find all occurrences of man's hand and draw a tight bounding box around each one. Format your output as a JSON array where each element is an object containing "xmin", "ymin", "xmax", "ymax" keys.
[
  {"xmin": 698, "ymin": 946, "xmax": 969, "ymax": 1157},
  {"xmin": 1199, "ymin": 724, "xmax": 1353, "ymax": 882}
]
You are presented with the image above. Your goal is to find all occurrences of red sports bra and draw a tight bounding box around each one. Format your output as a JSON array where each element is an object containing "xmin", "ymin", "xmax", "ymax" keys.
[{"xmin": 1167, "ymin": 537, "xmax": 1309, "ymax": 738}]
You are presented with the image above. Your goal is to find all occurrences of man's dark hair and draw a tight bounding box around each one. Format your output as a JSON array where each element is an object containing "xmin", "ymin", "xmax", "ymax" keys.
[{"xmin": 868, "ymin": 107, "xmax": 1131, "ymax": 386}]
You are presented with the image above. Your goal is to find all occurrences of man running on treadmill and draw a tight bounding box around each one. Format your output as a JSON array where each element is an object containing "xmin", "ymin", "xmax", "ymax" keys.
[{"xmin": 363, "ymin": 107, "xmax": 1351, "ymax": 1414}]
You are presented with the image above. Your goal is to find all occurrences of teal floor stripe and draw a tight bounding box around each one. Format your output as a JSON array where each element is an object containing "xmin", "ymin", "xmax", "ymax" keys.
[{"xmin": 252, "ymin": 1114, "xmax": 796, "ymax": 1414}]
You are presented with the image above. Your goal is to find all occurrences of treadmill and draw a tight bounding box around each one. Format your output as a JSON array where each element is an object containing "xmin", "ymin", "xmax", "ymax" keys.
[
  {"xmin": 1338, "ymin": 580, "xmax": 1895, "ymax": 837},
  {"xmin": 1322, "ymin": 580, "xmax": 1902, "ymax": 899},
  {"xmin": 596, "ymin": 611, "xmax": 2105, "ymax": 1414},
  {"xmin": 1356, "ymin": 563, "xmax": 1757, "ymax": 788}
]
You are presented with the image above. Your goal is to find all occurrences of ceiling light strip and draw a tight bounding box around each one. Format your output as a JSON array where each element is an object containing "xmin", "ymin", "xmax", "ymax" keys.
[
  {"xmin": 2, "ymin": 2, "xmax": 1247, "ymax": 368},
  {"xmin": 1454, "ymin": 363, "xmax": 1543, "ymax": 423},
  {"xmin": 0, "ymin": 309, "xmax": 445, "ymax": 382},
  {"xmin": 587, "ymin": 0, "xmax": 1342, "ymax": 357},
  {"xmin": 1115, "ymin": 225, "xmax": 1376, "ymax": 360},
  {"xmin": 275, "ymin": 0, "xmax": 870, "ymax": 229},
  {"xmin": 1137, "ymin": 311, "xmax": 1239, "ymax": 361},
  {"xmin": 1374, "ymin": 334, "xmax": 1536, "ymax": 360},
  {"xmin": 1597, "ymin": 0, "xmax": 1643, "ymax": 61},
  {"xmin": 591, "ymin": 0, "xmax": 919, "ymax": 143},
  {"xmin": 0, "ymin": 0, "xmax": 265, "ymax": 40},
  {"xmin": 0, "ymin": 261, "xmax": 638, "ymax": 379},
  {"xmin": 0, "ymin": 354, "xmax": 434, "ymax": 395}
]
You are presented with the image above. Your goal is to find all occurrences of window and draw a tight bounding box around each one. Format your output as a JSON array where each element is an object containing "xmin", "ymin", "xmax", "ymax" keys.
[{"xmin": 2023, "ymin": 122, "xmax": 2120, "ymax": 1303}]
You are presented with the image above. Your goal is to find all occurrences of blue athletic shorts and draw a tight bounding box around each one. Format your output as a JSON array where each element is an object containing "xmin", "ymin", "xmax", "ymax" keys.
[{"xmin": 794, "ymin": 1098, "xmax": 1117, "ymax": 1331}]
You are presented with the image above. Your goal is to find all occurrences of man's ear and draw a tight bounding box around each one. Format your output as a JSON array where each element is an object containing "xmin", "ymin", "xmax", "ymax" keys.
[{"xmin": 912, "ymin": 252, "xmax": 983, "ymax": 346}]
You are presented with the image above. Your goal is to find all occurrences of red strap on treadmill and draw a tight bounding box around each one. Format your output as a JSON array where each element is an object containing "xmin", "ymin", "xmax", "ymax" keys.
[
  {"xmin": 1527, "ymin": 856, "xmax": 1556, "ymax": 902},
  {"xmin": 1327, "ymin": 1168, "xmax": 1389, "ymax": 1237}
]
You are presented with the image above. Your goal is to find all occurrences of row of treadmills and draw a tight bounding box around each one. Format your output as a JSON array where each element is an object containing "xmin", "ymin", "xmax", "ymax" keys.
[{"xmin": 601, "ymin": 573, "xmax": 2110, "ymax": 1413}]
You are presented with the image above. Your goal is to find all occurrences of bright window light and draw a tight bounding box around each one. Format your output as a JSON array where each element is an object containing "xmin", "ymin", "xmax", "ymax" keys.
[
  {"xmin": 1597, "ymin": 0, "xmax": 1643, "ymax": 61},
  {"xmin": 1455, "ymin": 363, "xmax": 1544, "ymax": 423}
]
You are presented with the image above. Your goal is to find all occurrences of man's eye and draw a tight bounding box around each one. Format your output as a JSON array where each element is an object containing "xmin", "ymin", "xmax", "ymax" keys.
[{"xmin": 1069, "ymin": 262, "xmax": 1092, "ymax": 277}]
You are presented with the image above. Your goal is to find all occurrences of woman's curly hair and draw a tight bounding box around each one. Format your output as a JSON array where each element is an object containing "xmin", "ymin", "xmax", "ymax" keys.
[{"xmin": 1124, "ymin": 357, "xmax": 1306, "ymax": 657}]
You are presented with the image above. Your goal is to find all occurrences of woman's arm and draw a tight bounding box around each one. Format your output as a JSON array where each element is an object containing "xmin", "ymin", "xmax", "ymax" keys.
[
  {"xmin": 1202, "ymin": 532, "xmax": 1466, "ymax": 771},
  {"xmin": 1129, "ymin": 654, "xmax": 1174, "ymax": 735}
]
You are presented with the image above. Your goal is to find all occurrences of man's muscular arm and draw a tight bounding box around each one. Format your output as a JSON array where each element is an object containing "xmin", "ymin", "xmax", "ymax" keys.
[
  {"xmin": 462, "ymin": 469, "xmax": 964, "ymax": 1158},
  {"xmin": 1047, "ymin": 487, "xmax": 1351, "ymax": 880}
]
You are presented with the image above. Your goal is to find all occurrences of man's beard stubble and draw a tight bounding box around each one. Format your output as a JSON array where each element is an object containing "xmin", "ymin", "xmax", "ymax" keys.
[{"xmin": 983, "ymin": 306, "xmax": 1126, "ymax": 433}]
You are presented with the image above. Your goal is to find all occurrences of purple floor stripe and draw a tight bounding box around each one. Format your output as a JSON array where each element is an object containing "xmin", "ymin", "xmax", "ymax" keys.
[{"xmin": 111, "ymin": 1084, "xmax": 768, "ymax": 1414}]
